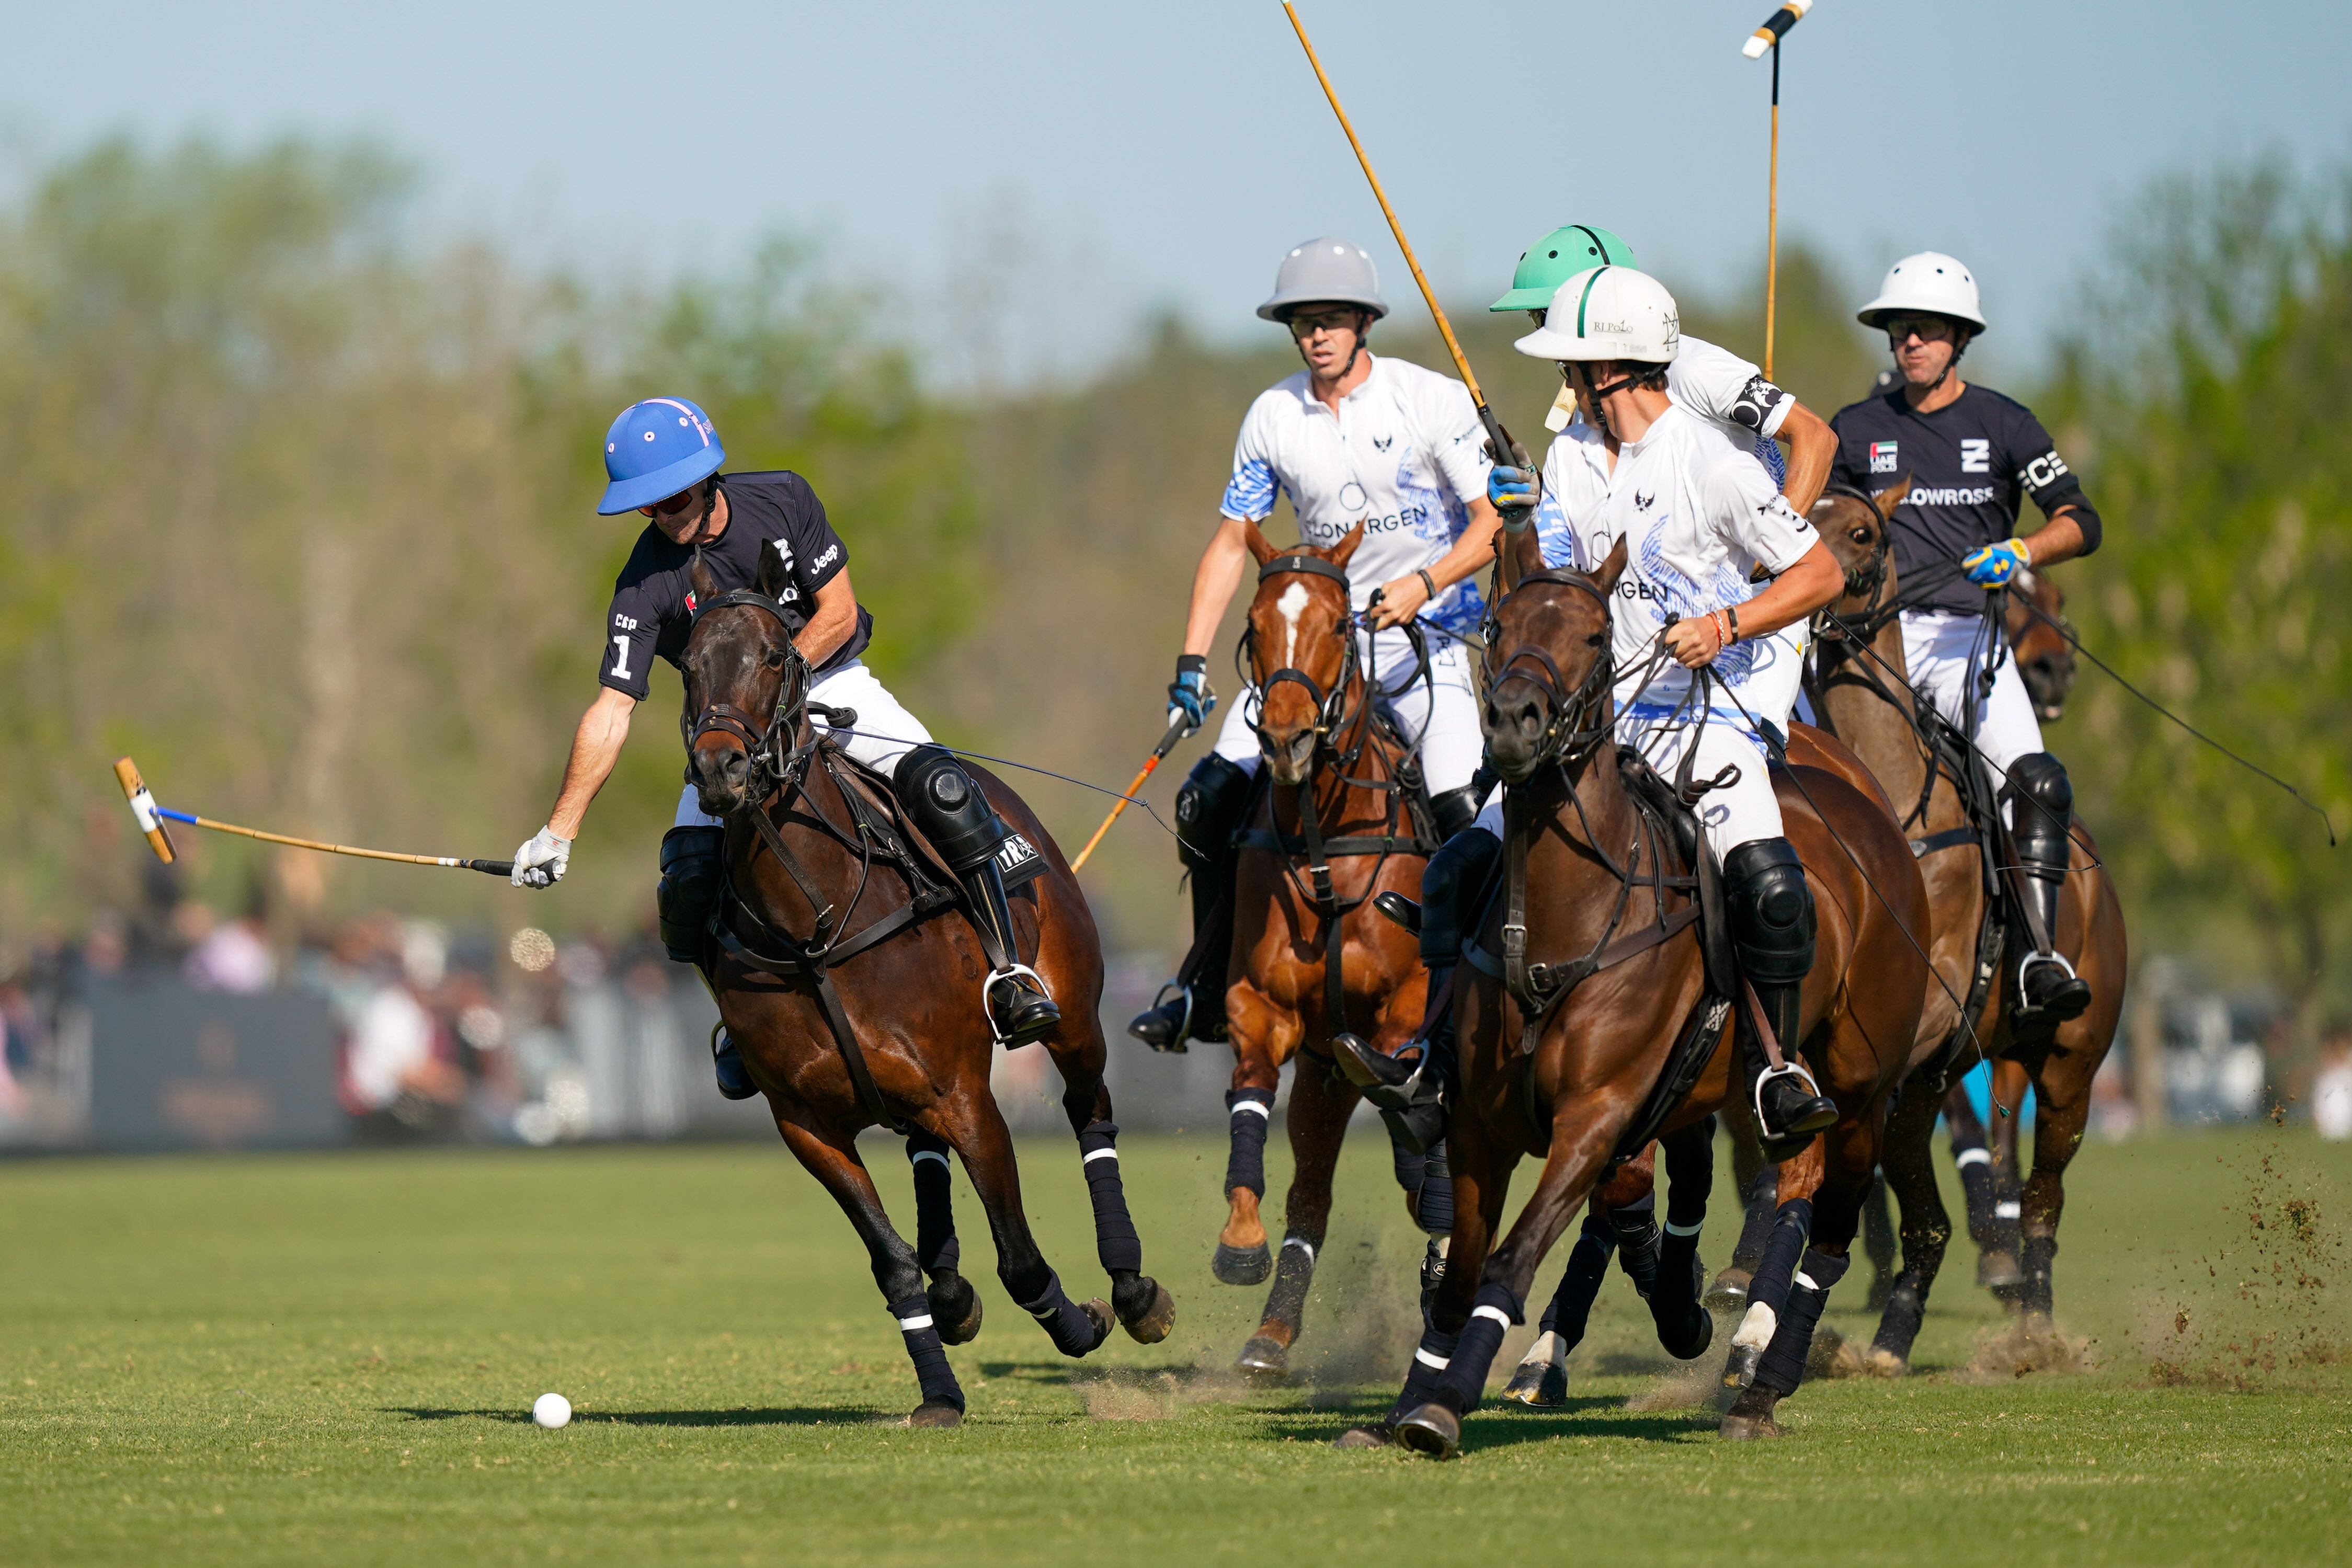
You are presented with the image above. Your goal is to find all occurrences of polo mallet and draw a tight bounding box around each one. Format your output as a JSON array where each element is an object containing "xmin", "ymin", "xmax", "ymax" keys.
[
  {"xmin": 1743, "ymin": 0, "xmax": 1814, "ymax": 381},
  {"xmin": 1068, "ymin": 715, "xmax": 1191, "ymax": 873},
  {"xmin": 1282, "ymin": 2, "xmax": 1527, "ymax": 477},
  {"xmin": 111, "ymin": 757, "xmax": 516, "ymax": 876}
]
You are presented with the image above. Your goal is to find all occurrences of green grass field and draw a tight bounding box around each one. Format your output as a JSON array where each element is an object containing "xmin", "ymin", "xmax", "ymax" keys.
[{"xmin": 5, "ymin": 1124, "xmax": 2349, "ymax": 1566}]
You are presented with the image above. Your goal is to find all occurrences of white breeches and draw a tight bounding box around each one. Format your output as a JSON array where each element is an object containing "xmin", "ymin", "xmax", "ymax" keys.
[
  {"xmin": 1471, "ymin": 701, "xmax": 1782, "ymax": 863},
  {"xmin": 674, "ymin": 659, "xmax": 934, "ymax": 828},
  {"xmin": 1898, "ymin": 611, "xmax": 2046, "ymax": 786},
  {"xmin": 1737, "ymin": 622, "xmax": 1810, "ymax": 738},
  {"xmin": 1213, "ymin": 628, "xmax": 1483, "ymax": 797}
]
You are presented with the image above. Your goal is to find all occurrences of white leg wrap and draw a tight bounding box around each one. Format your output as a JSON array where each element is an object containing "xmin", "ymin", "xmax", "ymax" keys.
[{"xmin": 1732, "ymin": 1301, "xmax": 1779, "ymax": 1352}]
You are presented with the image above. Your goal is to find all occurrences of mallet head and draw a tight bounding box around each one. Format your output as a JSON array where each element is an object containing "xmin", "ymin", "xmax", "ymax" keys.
[{"xmin": 112, "ymin": 757, "xmax": 178, "ymax": 864}]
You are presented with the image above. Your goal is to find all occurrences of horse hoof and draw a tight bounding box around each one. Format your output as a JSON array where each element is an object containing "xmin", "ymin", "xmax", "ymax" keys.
[
  {"xmin": 1502, "ymin": 1360, "xmax": 1569, "ymax": 1408},
  {"xmin": 1394, "ymin": 1402, "xmax": 1462, "ymax": 1460},
  {"xmin": 929, "ymin": 1277, "xmax": 984, "ymax": 1346},
  {"xmin": 1213, "ymin": 1241, "xmax": 1272, "ymax": 1286},
  {"xmin": 1236, "ymin": 1335, "xmax": 1289, "ymax": 1383},
  {"xmin": 1332, "ymin": 1423, "xmax": 1395, "ymax": 1450},
  {"xmin": 1120, "ymin": 1279, "xmax": 1177, "ymax": 1345},
  {"xmin": 1703, "ymin": 1267, "xmax": 1752, "ymax": 1313},
  {"xmin": 908, "ymin": 1401, "xmax": 963, "ymax": 1429},
  {"xmin": 1721, "ymin": 1343, "xmax": 1761, "ymax": 1391},
  {"xmin": 1720, "ymin": 1386, "xmax": 1782, "ymax": 1440},
  {"xmin": 1663, "ymin": 1308, "xmax": 1714, "ymax": 1363},
  {"xmin": 1977, "ymin": 1251, "xmax": 2024, "ymax": 1290},
  {"xmin": 1080, "ymin": 1298, "xmax": 1116, "ymax": 1352}
]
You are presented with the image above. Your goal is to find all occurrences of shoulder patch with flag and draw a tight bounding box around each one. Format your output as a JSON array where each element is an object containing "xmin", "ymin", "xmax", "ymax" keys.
[{"xmin": 1869, "ymin": 440, "xmax": 1899, "ymax": 475}]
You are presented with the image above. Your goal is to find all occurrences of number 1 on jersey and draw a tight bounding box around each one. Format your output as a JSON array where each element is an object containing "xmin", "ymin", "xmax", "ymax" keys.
[{"xmin": 610, "ymin": 635, "xmax": 633, "ymax": 682}]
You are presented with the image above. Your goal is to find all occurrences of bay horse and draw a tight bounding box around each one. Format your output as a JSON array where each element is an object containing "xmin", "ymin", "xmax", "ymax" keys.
[
  {"xmin": 679, "ymin": 546, "xmax": 1174, "ymax": 1426},
  {"xmin": 1211, "ymin": 520, "xmax": 1440, "ymax": 1379},
  {"xmin": 2007, "ymin": 566, "xmax": 2077, "ymax": 724},
  {"xmin": 1807, "ymin": 482, "xmax": 2127, "ymax": 1368},
  {"xmin": 1350, "ymin": 523, "xmax": 1928, "ymax": 1455}
]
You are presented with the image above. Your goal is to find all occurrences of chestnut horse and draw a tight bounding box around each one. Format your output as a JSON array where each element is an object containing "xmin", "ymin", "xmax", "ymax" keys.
[
  {"xmin": 1350, "ymin": 524, "xmax": 1928, "ymax": 1456},
  {"xmin": 1808, "ymin": 483, "xmax": 2127, "ymax": 1368},
  {"xmin": 679, "ymin": 547, "xmax": 1173, "ymax": 1426},
  {"xmin": 1210, "ymin": 520, "xmax": 1438, "ymax": 1379}
]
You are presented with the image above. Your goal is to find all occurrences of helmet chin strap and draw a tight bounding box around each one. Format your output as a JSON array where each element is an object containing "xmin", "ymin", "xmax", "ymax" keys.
[
  {"xmin": 1914, "ymin": 326, "xmax": 1972, "ymax": 396},
  {"xmin": 1569, "ymin": 363, "xmax": 1640, "ymax": 440},
  {"xmin": 1294, "ymin": 311, "xmax": 1371, "ymax": 383}
]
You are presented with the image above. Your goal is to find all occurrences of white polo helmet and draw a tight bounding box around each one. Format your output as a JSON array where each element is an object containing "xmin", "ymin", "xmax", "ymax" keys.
[
  {"xmin": 1856, "ymin": 251, "xmax": 1988, "ymax": 334},
  {"xmin": 1256, "ymin": 237, "xmax": 1389, "ymax": 322},
  {"xmin": 1513, "ymin": 266, "xmax": 1680, "ymax": 363}
]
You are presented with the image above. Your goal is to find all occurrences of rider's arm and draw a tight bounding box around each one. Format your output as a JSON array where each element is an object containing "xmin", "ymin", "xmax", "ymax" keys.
[
  {"xmin": 1182, "ymin": 514, "xmax": 1252, "ymax": 659},
  {"xmin": 1370, "ymin": 497, "xmax": 1503, "ymax": 629},
  {"xmin": 2011, "ymin": 407, "xmax": 2100, "ymax": 568},
  {"xmin": 546, "ymin": 686, "xmax": 637, "ymax": 839},
  {"xmin": 2021, "ymin": 508, "xmax": 2088, "ymax": 568},
  {"xmin": 1662, "ymin": 543, "xmax": 1841, "ymax": 669},
  {"xmin": 1774, "ymin": 400, "xmax": 1837, "ymax": 514},
  {"xmin": 796, "ymin": 569, "xmax": 860, "ymax": 667}
]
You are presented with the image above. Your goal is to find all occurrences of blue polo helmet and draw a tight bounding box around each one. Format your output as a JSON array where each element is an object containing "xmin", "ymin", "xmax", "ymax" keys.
[{"xmin": 597, "ymin": 397, "xmax": 725, "ymax": 514}]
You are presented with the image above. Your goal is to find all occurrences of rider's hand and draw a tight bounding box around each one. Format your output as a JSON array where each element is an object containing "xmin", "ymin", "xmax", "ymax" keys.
[
  {"xmin": 1369, "ymin": 573, "xmax": 1431, "ymax": 630},
  {"xmin": 511, "ymin": 826, "xmax": 572, "ymax": 890},
  {"xmin": 1961, "ymin": 537, "xmax": 2031, "ymax": 587},
  {"xmin": 1487, "ymin": 462, "xmax": 1541, "ymax": 514},
  {"xmin": 1166, "ymin": 655, "xmax": 1215, "ymax": 733},
  {"xmin": 1663, "ymin": 615, "xmax": 1727, "ymax": 670}
]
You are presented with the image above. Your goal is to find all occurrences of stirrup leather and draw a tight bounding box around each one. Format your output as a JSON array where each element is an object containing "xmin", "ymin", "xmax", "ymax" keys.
[{"xmin": 984, "ymin": 963, "xmax": 1052, "ymax": 1044}]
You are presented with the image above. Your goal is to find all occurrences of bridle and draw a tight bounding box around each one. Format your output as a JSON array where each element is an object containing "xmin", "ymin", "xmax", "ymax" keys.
[
  {"xmin": 681, "ymin": 587, "xmax": 816, "ymax": 802},
  {"xmin": 1243, "ymin": 553, "xmax": 1368, "ymax": 767},
  {"xmin": 1479, "ymin": 567, "xmax": 1618, "ymax": 777},
  {"xmin": 1816, "ymin": 483, "xmax": 1895, "ymax": 642}
]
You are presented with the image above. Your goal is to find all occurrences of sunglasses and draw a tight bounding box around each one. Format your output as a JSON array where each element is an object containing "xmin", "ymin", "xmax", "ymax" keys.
[
  {"xmin": 644, "ymin": 484, "xmax": 707, "ymax": 520},
  {"xmin": 1883, "ymin": 315, "xmax": 1956, "ymax": 344},
  {"xmin": 1287, "ymin": 309, "xmax": 1361, "ymax": 339}
]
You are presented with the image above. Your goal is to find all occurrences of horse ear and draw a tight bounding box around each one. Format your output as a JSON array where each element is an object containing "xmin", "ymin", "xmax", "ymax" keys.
[
  {"xmin": 1591, "ymin": 533, "xmax": 1629, "ymax": 596},
  {"xmin": 753, "ymin": 537, "xmax": 790, "ymax": 599},
  {"xmin": 1242, "ymin": 518, "xmax": 1279, "ymax": 566},
  {"xmin": 689, "ymin": 547, "xmax": 718, "ymax": 606},
  {"xmin": 1499, "ymin": 520, "xmax": 1543, "ymax": 592},
  {"xmin": 1329, "ymin": 520, "xmax": 1366, "ymax": 570},
  {"xmin": 1873, "ymin": 474, "xmax": 1913, "ymax": 513}
]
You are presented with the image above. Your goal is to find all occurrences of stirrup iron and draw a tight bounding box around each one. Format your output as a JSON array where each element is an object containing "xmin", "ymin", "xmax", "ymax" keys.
[
  {"xmin": 1753, "ymin": 1059, "xmax": 1826, "ymax": 1131},
  {"xmin": 984, "ymin": 963, "xmax": 1051, "ymax": 1044}
]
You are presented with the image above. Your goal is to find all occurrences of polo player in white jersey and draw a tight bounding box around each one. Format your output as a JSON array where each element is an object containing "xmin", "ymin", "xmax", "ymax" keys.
[{"xmin": 1128, "ymin": 238, "xmax": 1504, "ymax": 1051}]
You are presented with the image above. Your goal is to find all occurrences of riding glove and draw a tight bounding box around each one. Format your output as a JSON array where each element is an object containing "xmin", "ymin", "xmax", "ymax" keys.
[
  {"xmin": 1167, "ymin": 655, "xmax": 1216, "ymax": 731},
  {"xmin": 511, "ymin": 826, "xmax": 572, "ymax": 890},
  {"xmin": 1961, "ymin": 537, "xmax": 2031, "ymax": 586},
  {"xmin": 1487, "ymin": 463, "xmax": 1541, "ymax": 513}
]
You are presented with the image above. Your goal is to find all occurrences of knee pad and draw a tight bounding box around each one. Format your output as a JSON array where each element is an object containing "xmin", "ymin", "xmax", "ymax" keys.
[
  {"xmin": 1420, "ymin": 826, "xmax": 1502, "ymax": 965},
  {"xmin": 1175, "ymin": 753, "xmax": 1255, "ymax": 875},
  {"xmin": 2005, "ymin": 752, "xmax": 2073, "ymax": 850},
  {"xmin": 657, "ymin": 826, "xmax": 726, "ymax": 964},
  {"xmin": 894, "ymin": 745, "xmax": 1006, "ymax": 870},
  {"xmin": 1428, "ymin": 784, "xmax": 1483, "ymax": 843},
  {"xmin": 1723, "ymin": 838, "xmax": 1815, "ymax": 985}
]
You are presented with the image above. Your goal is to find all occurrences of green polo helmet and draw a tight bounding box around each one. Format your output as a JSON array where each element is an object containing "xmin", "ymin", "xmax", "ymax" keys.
[{"xmin": 1490, "ymin": 225, "xmax": 1638, "ymax": 312}]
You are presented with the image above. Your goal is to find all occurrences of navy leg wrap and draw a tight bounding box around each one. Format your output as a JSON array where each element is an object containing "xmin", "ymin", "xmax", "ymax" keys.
[
  {"xmin": 1016, "ymin": 1269, "xmax": 1103, "ymax": 1357},
  {"xmin": 1537, "ymin": 1214, "xmax": 1616, "ymax": 1348},
  {"xmin": 1078, "ymin": 1120, "xmax": 1144, "ymax": 1276},
  {"xmin": 1391, "ymin": 1139, "xmax": 1426, "ymax": 1209},
  {"xmin": 887, "ymin": 1291, "xmax": 965, "ymax": 1412},
  {"xmin": 1610, "ymin": 1191, "xmax": 1662, "ymax": 1300},
  {"xmin": 1389, "ymin": 1323, "xmax": 1463, "ymax": 1423},
  {"xmin": 1732, "ymin": 1165, "xmax": 1779, "ymax": 1271},
  {"xmin": 1414, "ymin": 1139, "xmax": 1455, "ymax": 1235},
  {"xmin": 2020, "ymin": 1233, "xmax": 2057, "ymax": 1319},
  {"xmin": 906, "ymin": 1132, "xmax": 960, "ymax": 1278},
  {"xmin": 1433, "ymin": 1281, "xmax": 1522, "ymax": 1416},
  {"xmin": 1955, "ymin": 1144, "xmax": 1998, "ymax": 1246},
  {"xmin": 1744, "ymin": 1198, "xmax": 1816, "ymax": 1326},
  {"xmin": 1264, "ymin": 1233, "xmax": 1318, "ymax": 1333},
  {"xmin": 1754, "ymin": 1246, "xmax": 1849, "ymax": 1395},
  {"xmin": 1663, "ymin": 1120, "xmax": 1716, "ymax": 1230},
  {"xmin": 1224, "ymin": 1089, "xmax": 1273, "ymax": 1198}
]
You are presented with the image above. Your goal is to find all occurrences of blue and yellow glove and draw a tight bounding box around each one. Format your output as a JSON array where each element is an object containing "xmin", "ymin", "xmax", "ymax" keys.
[
  {"xmin": 1166, "ymin": 655, "xmax": 1215, "ymax": 732},
  {"xmin": 1487, "ymin": 463, "xmax": 1540, "ymax": 513},
  {"xmin": 1961, "ymin": 537, "xmax": 2031, "ymax": 586}
]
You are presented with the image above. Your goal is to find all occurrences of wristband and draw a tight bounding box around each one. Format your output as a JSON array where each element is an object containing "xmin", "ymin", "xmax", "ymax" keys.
[
  {"xmin": 1709, "ymin": 609, "xmax": 1733, "ymax": 653},
  {"xmin": 1726, "ymin": 605, "xmax": 1742, "ymax": 645},
  {"xmin": 1417, "ymin": 568, "xmax": 1438, "ymax": 602},
  {"xmin": 1175, "ymin": 654, "xmax": 1207, "ymax": 676}
]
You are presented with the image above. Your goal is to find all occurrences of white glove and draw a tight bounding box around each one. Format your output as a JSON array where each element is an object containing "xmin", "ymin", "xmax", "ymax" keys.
[{"xmin": 511, "ymin": 826, "xmax": 572, "ymax": 889}]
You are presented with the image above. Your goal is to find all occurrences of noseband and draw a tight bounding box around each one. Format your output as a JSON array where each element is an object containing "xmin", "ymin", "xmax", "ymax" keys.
[
  {"xmin": 1245, "ymin": 553, "xmax": 1364, "ymax": 761},
  {"xmin": 1819, "ymin": 483, "xmax": 1895, "ymax": 640},
  {"xmin": 1481, "ymin": 567, "xmax": 1617, "ymax": 771},
  {"xmin": 682, "ymin": 588, "xmax": 814, "ymax": 800}
]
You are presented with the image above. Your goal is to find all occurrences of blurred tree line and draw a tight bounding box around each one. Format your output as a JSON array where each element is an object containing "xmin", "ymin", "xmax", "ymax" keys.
[{"xmin": 0, "ymin": 136, "xmax": 2340, "ymax": 1028}]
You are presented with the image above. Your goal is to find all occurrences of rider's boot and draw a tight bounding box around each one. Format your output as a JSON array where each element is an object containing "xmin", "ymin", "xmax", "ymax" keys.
[
  {"xmin": 1338, "ymin": 821, "xmax": 1501, "ymax": 1155},
  {"xmin": 1128, "ymin": 755, "xmax": 1254, "ymax": 1051},
  {"xmin": 658, "ymin": 826, "xmax": 759, "ymax": 1101},
  {"xmin": 1725, "ymin": 838, "xmax": 1837, "ymax": 1155},
  {"xmin": 2006, "ymin": 752, "xmax": 2093, "ymax": 1026},
  {"xmin": 895, "ymin": 746, "xmax": 1060, "ymax": 1047}
]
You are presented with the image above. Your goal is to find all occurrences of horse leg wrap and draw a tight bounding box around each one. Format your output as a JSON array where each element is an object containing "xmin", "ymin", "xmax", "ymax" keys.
[
  {"xmin": 1077, "ymin": 1121, "xmax": 1143, "ymax": 1276},
  {"xmin": 906, "ymin": 1132, "xmax": 961, "ymax": 1278},
  {"xmin": 1731, "ymin": 1164, "xmax": 1779, "ymax": 1272},
  {"xmin": 1389, "ymin": 1324, "xmax": 1463, "ymax": 1423},
  {"xmin": 1732, "ymin": 1198, "xmax": 1815, "ymax": 1357},
  {"xmin": 1954, "ymin": 1144, "xmax": 1997, "ymax": 1246},
  {"xmin": 1990, "ymin": 1187, "xmax": 2025, "ymax": 1261},
  {"xmin": 1263, "ymin": 1233, "xmax": 1318, "ymax": 1334},
  {"xmin": 1538, "ymin": 1214, "xmax": 1616, "ymax": 1349},
  {"xmin": 1753, "ymin": 1247, "xmax": 1849, "ymax": 1396},
  {"xmin": 1609, "ymin": 1191, "xmax": 1662, "ymax": 1301},
  {"xmin": 1224, "ymin": 1089, "xmax": 1273, "ymax": 1198},
  {"xmin": 1433, "ymin": 1281, "xmax": 1522, "ymax": 1417},
  {"xmin": 2020, "ymin": 1233, "xmax": 2057, "ymax": 1320},
  {"xmin": 1016, "ymin": 1269, "xmax": 1103, "ymax": 1357},
  {"xmin": 1871, "ymin": 1272, "xmax": 1928, "ymax": 1360},
  {"xmin": 1390, "ymin": 1138, "xmax": 1426, "ymax": 1211},
  {"xmin": 1662, "ymin": 1124, "xmax": 1716, "ymax": 1231},
  {"xmin": 1414, "ymin": 1139, "xmax": 1455, "ymax": 1236},
  {"xmin": 887, "ymin": 1291, "xmax": 965, "ymax": 1413}
]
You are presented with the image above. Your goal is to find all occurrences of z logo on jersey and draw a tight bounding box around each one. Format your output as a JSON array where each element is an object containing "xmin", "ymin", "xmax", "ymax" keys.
[{"xmin": 1960, "ymin": 439, "xmax": 1991, "ymax": 474}]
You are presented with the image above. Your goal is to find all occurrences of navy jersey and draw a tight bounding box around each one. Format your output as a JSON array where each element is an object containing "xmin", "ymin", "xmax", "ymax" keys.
[
  {"xmin": 1828, "ymin": 385, "xmax": 2099, "ymax": 615},
  {"xmin": 599, "ymin": 471, "xmax": 872, "ymax": 699}
]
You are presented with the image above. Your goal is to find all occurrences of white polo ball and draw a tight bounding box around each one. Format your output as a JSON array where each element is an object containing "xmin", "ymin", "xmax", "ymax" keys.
[{"xmin": 532, "ymin": 1392, "xmax": 572, "ymax": 1429}]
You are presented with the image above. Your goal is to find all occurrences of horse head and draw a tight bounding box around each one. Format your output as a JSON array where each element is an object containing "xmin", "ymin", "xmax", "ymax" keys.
[
  {"xmin": 1810, "ymin": 475, "xmax": 1910, "ymax": 636},
  {"xmin": 679, "ymin": 544, "xmax": 811, "ymax": 818},
  {"xmin": 2007, "ymin": 567, "xmax": 2076, "ymax": 722},
  {"xmin": 1478, "ymin": 521, "xmax": 1626, "ymax": 785},
  {"xmin": 1242, "ymin": 520, "xmax": 1364, "ymax": 787}
]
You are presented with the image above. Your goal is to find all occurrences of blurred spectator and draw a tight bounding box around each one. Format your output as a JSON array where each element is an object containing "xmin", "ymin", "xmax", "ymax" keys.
[
  {"xmin": 328, "ymin": 915, "xmax": 464, "ymax": 1139},
  {"xmin": 2314, "ymin": 1020, "xmax": 2352, "ymax": 1142},
  {"xmin": 183, "ymin": 908, "xmax": 276, "ymax": 993}
]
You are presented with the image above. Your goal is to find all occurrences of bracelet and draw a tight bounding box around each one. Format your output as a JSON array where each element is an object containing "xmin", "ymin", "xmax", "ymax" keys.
[
  {"xmin": 1726, "ymin": 604, "xmax": 1742, "ymax": 644},
  {"xmin": 1417, "ymin": 568, "xmax": 1438, "ymax": 601},
  {"xmin": 1709, "ymin": 608, "xmax": 1734, "ymax": 652}
]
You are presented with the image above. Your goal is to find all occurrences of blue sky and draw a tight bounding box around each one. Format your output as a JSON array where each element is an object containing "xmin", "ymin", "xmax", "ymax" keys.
[{"xmin": 7, "ymin": 1, "xmax": 2348, "ymax": 383}]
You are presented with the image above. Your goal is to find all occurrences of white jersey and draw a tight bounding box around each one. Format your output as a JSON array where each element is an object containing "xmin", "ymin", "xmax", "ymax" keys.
[
  {"xmin": 1550, "ymin": 334, "xmax": 1791, "ymax": 475},
  {"xmin": 1220, "ymin": 352, "xmax": 1493, "ymax": 638},
  {"xmin": 1531, "ymin": 402, "xmax": 1818, "ymax": 715}
]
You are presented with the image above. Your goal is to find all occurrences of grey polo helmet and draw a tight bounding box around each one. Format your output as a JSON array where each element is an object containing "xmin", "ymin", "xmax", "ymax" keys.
[{"xmin": 1255, "ymin": 237, "xmax": 1389, "ymax": 323}]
